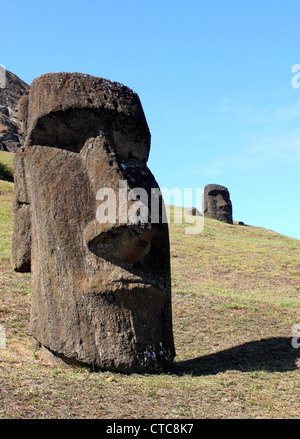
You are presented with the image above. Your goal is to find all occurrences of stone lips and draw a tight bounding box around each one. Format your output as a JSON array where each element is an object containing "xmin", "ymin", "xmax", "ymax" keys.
[
  {"xmin": 11, "ymin": 72, "xmax": 175, "ymax": 373},
  {"xmin": 203, "ymin": 183, "xmax": 233, "ymax": 224}
]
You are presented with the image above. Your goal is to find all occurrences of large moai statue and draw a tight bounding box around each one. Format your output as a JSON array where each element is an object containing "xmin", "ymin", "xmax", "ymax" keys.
[
  {"xmin": 12, "ymin": 72, "xmax": 175, "ymax": 373},
  {"xmin": 203, "ymin": 184, "xmax": 233, "ymax": 224}
]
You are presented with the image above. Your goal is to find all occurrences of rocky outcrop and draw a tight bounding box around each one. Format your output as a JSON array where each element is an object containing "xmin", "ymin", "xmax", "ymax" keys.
[
  {"xmin": 12, "ymin": 72, "xmax": 175, "ymax": 373},
  {"xmin": 0, "ymin": 68, "xmax": 29, "ymax": 152},
  {"xmin": 203, "ymin": 184, "xmax": 233, "ymax": 224}
]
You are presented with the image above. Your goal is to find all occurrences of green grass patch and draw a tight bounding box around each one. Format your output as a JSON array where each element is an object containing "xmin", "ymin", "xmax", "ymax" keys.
[
  {"xmin": 0, "ymin": 196, "xmax": 299, "ymax": 419},
  {"xmin": 0, "ymin": 180, "xmax": 14, "ymax": 259}
]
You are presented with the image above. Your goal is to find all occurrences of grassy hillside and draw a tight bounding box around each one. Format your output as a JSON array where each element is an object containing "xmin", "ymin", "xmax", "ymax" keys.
[{"xmin": 0, "ymin": 163, "xmax": 299, "ymax": 419}]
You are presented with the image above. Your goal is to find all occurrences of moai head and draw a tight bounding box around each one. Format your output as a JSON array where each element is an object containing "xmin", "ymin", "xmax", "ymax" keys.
[
  {"xmin": 12, "ymin": 72, "xmax": 175, "ymax": 373},
  {"xmin": 203, "ymin": 184, "xmax": 233, "ymax": 224},
  {"xmin": 185, "ymin": 207, "xmax": 201, "ymax": 217}
]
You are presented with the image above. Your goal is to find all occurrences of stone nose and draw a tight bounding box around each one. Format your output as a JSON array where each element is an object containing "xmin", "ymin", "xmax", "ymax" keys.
[
  {"xmin": 217, "ymin": 195, "xmax": 230, "ymax": 208},
  {"xmin": 84, "ymin": 220, "xmax": 163, "ymax": 264},
  {"xmin": 218, "ymin": 200, "xmax": 230, "ymax": 209},
  {"xmin": 217, "ymin": 196, "xmax": 227, "ymax": 205}
]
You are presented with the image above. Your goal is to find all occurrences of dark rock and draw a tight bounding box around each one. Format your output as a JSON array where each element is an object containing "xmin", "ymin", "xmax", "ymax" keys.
[
  {"xmin": 0, "ymin": 69, "xmax": 29, "ymax": 151},
  {"xmin": 11, "ymin": 72, "xmax": 175, "ymax": 373},
  {"xmin": 203, "ymin": 184, "xmax": 233, "ymax": 224},
  {"xmin": 0, "ymin": 69, "xmax": 29, "ymax": 109},
  {"xmin": 0, "ymin": 132, "xmax": 22, "ymax": 152}
]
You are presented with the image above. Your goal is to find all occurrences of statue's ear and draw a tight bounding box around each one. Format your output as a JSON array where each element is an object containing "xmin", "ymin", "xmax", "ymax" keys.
[
  {"xmin": 17, "ymin": 94, "xmax": 29, "ymax": 139},
  {"xmin": 11, "ymin": 150, "xmax": 31, "ymax": 273}
]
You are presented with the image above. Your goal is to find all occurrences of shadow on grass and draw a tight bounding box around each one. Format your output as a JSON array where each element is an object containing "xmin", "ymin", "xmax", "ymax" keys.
[
  {"xmin": 0, "ymin": 162, "xmax": 14, "ymax": 182},
  {"xmin": 171, "ymin": 337, "xmax": 300, "ymax": 376}
]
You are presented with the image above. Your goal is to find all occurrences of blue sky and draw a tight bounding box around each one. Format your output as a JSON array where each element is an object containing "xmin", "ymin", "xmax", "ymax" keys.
[{"xmin": 2, "ymin": 0, "xmax": 300, "ymax": 239}]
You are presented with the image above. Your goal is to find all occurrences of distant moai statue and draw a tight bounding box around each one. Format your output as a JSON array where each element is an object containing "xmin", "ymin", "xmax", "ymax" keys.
[
  {"xmin": 203, "ymin": 184, "xmax": 233, "ymax": 224},
  {"xmin": 12, "ymin": 72, "xmax": 175, "ymax": 373},
  {"xmin": 185, "ymin": 207, "xmax": 201, "ymax": 216}
]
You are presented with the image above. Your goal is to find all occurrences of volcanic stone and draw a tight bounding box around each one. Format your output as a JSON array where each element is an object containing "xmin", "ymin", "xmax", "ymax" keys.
[
  {"xmin": 11, "ymin": 72, "xmax": 175, "ymax": 373},
  {"xmin": 203, "ymin": 184, "xmax": 233, "ymax": 224}
]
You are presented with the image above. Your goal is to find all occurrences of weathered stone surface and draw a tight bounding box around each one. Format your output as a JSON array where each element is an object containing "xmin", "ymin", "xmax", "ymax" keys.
[
  {"xmin": 203, "ymin": 184, "xmax": 233, "ymax": 224},
  {"xmin": 11, "ymin": 152, "xmax": 31, "ymax": 272},
  {"xmin": 24, "ymin": 73, "xmax": 150, "ymax": 161},
  {"xmin": 12, "ymin": 72, "xmax": 175, "ymax": 373},
  {"xmin": 0, "ymin": 69, "xmax": 29, "ymax": 152}
]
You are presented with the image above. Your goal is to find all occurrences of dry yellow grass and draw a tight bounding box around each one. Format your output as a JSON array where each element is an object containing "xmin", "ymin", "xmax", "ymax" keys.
[{"xmin": 0, "ymin": 175, "xmax": 299, "ymax": 419}]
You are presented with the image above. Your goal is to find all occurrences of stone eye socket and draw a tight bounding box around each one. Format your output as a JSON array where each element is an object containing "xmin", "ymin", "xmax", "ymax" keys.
[
  {"xmin": 30, "ymin": 108, "xmax": 110, "ymax": 153},
  {"xmin": 208, "ymin": 190, "xmax": 228, "ymax": 197}
]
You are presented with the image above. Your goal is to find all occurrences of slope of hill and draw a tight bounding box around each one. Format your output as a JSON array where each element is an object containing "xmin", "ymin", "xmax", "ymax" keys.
[
  {"xmin": 0, "ymin": 69, "xmax": 29, "ymax": 152},
  {"xmin": 0, "ymin": 155, "xmax": 299, "ymax": 418}
]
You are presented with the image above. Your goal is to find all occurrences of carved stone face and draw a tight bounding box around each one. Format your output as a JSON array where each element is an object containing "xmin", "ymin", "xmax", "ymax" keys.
[
  {"xmin": 203, "ymin": 184, "xmax": 233, "ymax": 224},
  {"xmin": 12, "ymin": 73, "xmax": 175, "ymax": 373}
]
